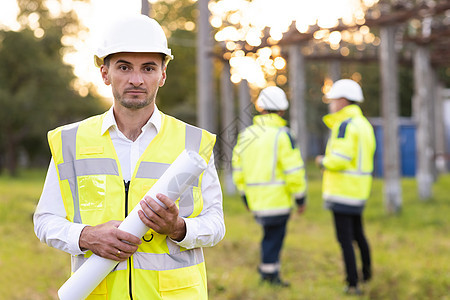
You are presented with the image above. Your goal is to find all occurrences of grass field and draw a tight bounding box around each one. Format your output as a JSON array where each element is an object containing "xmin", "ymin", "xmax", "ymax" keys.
[{"xmin": 0, "ymin": 167, "xmax": 449, "ymax": 299}]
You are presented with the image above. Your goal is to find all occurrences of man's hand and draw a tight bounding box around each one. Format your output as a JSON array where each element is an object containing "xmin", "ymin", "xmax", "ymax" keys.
[
  {"xmin": 297, "ymin": 204, "xmax": 306, "ymax": 214},
  {"xmin": 138, "ymin": 193, "xmax": 187, "ymax": 242},
  {"xmin": 79, "ymin": 220, "xmax": 142, "ymax": 262},
  {"xmin": 315, "ymin": 155, "xmax": 324, "ymax": 168}
]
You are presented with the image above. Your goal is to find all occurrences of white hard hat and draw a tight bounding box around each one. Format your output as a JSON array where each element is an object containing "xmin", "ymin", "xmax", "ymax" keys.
[
  {"xmin": 94, "ymin": 15, "xmax": 173, "ymax": 67},
  {"xmin": 256, "ymin": 86, "xmax": 289, "ymax": 111},
  {"xmin": 325, "ymin": 79, "xmax": 364, "ymax": 102}
]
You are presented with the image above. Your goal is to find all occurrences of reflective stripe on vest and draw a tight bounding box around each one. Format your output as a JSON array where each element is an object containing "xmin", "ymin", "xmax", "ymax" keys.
[
  {"xmin": 72, "ymin": 248, "xmax": 204, "ymax": 273},
  {"xmin": 58, "ymin": 120, "xmax": 203, "ymax": 224}
]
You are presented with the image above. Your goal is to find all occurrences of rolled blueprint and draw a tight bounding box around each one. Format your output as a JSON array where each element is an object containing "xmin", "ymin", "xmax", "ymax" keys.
[{"xmin": 58, "ymin": 149, "xmax": 207, "ymax": 300}]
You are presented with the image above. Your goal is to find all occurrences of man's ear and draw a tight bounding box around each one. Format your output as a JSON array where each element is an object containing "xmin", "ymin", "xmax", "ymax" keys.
[
  {"xmin": 159, "ymin": 67, "xmax": 167, "ymax": 87},
  {"xmin": 100, "ymin": 65, "xmax": 111, "ymax": 85}
]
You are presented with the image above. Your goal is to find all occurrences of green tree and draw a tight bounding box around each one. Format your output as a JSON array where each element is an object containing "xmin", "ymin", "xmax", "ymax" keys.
[
  {"xmin": 150, "ymin": 0, "xmax": 199, "ymax": 125},
  {"xmin": 0, "ymin": 0, "xmax": 105, "ymax": 176}
]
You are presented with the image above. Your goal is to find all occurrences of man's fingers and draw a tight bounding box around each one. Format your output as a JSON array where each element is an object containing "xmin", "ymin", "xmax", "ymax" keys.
[
  {"xmin": 115, "ymin": 229, "xmax": 142, "ymax": 246},
  {"xmin": 155, "ymin": 193, "xmax": 174, "ymax": 208}
]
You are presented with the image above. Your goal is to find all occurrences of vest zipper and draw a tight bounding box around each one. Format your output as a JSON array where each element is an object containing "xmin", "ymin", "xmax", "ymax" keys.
[{"xmin": 124, "ymin": 181, "xmax": 134, "ymax": 300}]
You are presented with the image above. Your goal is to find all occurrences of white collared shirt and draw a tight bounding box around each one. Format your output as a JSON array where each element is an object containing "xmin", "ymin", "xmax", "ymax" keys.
[{"xmin": 34, "ymin": 105, "xmax": 225, "ymax": 255}]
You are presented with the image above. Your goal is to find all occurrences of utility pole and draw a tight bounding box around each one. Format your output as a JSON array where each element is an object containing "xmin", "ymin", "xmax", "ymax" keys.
[
  {"xmin": 288, "ymin": 44, "xmax": 308, "ymax": 160},
  {"xmin": 329, "ymin": 59, "xmax": 341, "ymax": 82},
  {"xmin": 141, "ymin": 0, "xmax": 150, "ymax": 15},
  {"xmin": 413, "ymin": 45, "xmax": 434, "ymax": 199},
  {"xmin": 238, "ymin": 79, "xmax": 252, "ymax": 131},
  {"xmin": 220, "ymin": 62, "xmax": 236, "ymax": 194},
  {"xmin": 379, "ymin": 24, "xmax": 402, "ymax": 214},
  {"xmin": 197, "ymin": 0, "xmax": 216, "ymax": 133}
]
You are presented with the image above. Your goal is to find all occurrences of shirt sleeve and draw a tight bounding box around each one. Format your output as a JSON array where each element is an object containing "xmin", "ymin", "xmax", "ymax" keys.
[
  {"xmin": 33, "ymin": 159, "xmax": 88, "ymax": 255},
  {"xmin": 173, "ymin": 152, "xmax": 226, "ymax": 249}
]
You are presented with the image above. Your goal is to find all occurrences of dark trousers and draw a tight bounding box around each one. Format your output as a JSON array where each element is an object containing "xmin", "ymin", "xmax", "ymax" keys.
[
  {"xmin": 255, "ymin": 215, "xmax": 289, "ymax": 273},
  {"xmin": 332, "ymin": 212, "xmax": 371, "ymax": 287},
  {"xmin": 261, "ymin": 220, "xmax": 288, "ymax": 265}
]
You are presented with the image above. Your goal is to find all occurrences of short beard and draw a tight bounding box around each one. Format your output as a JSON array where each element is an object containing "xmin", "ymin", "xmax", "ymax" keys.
[{"xmin": 113, "ymin": 89, "xmax": 155, "ymax": 110}]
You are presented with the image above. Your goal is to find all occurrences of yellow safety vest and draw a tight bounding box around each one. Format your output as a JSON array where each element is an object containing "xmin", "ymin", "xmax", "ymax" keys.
[
  {"xmin": 321, "ymin": 104, "xmax": 376, "ymax": 213},
  {"xmin": 232, "ymin": 114, "xmax": 307, "ymax": 217},
  {"xmin": 48, "ymin": 111, "xmax": 216, "ymax": 300}
]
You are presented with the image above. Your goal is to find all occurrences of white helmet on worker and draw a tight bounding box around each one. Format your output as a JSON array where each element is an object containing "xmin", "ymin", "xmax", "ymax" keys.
[
  {"xmin": 256, "ymin": 86, "xmax": 289, "ymax": 111},
  {"xmin": 325, "ymin": 79, "xmax": 364, "ymax": 102},
  {"xmin": 94, "ymin": 14, "xmax": 173, "ymax": 68}
]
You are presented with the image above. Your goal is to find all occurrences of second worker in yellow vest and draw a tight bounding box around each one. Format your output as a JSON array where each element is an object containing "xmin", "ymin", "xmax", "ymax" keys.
[
  {"xmin": 315, "ymin": 79, "xmax": 375, "ymax": 295},
  {"xmin": 232, "ymin": 86, "xmax": 307, "ymax": 286}
]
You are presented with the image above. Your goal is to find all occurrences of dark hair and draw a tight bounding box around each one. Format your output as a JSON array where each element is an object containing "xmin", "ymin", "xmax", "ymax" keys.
[{"xmin": 103, "ymin": 54, "xmax": 112, "ymax": 67}]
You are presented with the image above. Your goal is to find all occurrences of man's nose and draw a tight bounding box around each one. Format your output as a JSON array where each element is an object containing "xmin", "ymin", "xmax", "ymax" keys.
[{"xmin": 129, "ymin": 71, "xmax": 144, "ymax": 86}]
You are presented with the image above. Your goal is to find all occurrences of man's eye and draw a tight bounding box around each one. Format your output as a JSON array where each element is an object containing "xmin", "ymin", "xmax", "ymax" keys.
[
  {"xmin": 144, "ymin": 67, "xmax": 154, "ymax": 72},
  {"xmin": 119, "ymin": 65, "xmax": 129, "ymax": 71}
]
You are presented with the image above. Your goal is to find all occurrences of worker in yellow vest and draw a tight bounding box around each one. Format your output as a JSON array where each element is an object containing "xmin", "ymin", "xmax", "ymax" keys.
[
  {"xmin": 34, "ymin": 15, "xmax": 225, "ymax": 299},
  {"xmin": 232, "ymin": 86, "xmax": 307, "ymax": 286},
  {"xmin": 315, "ymin": 79, "xmax": 375, "ymax": 295}
]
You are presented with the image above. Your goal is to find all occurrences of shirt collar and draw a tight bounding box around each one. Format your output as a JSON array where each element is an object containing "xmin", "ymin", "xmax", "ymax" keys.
[
  {"xmin": 101, "ymin": 104, "xmax": 162, "ymax": 136},
  {"xmin": 322, "ymin": 104, "xmax": 362, "ymax": 129},
  {"xmin": 253, "ymin": 113, "xmax": 287, "ymax": 128}
]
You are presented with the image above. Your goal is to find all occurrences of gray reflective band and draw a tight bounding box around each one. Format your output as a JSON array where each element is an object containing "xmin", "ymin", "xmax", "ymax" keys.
[
  {"xmin": 271, "ymin": 128, "xmax": 285, "ymax": 180},
  {"xmin": 61, "ymin": 125, "xmax": 78, "ymax": 163},
  {"xmin": 323, "ymin": 194, "xmax": 366, "ymax": 206},
  {"xmin": 332, "ymin": 151, "xmax": 352, "ymax": 161},
  {"xmin": 246, "ymin": 181, "xmax": 285, "ymax": 187},
  {"xmin": 59, "ymin": 124, "xmax": 120, "ymax": 224},
  {"xmin": 166, "ymin": 237, "xmax": 181, "ymax": 255},
  {"xmin": 72, "ymin": 241, "xmax": 203, "ymax": 273},
  {"xmin": 58, "ymin": 158, "xmax": 119, "ymax": 179},
  {"xmin": 71, "ymin": 254, "xmax": 88, "ymax": 273},
  {"xmin": 135, "ymin": 162, "xmax": 170, "ymax": 179},
  {"xmin": 185, "ymin": 124, "xmax": 202, "ymax": 153},
  {"xmin": 71, "ymin": 256, "xmax": 127, "ymax": 273},
  {"xmin": 61, "ymin": 126, "xmax": 81, "ymax": 224},
  {"xmin": 342, "ymin": 170, "xmax": 372, "ymax": 176},
  {"xmin": 133, "ymin": 249, "xmax": 204, "ymax": 271},
  {"xmin": 284, "ymin": 166, "xmax": 304, "ymax": 174},
  {"xmin": 259, "ymin": 262, "xmax": 280, "ymax": 273},
  {"xmin": 253, "ymin": 208, "xmax": 291, "ymax": 217},
  {"xmin": 293, "ymin": 191, "xmax": 306, "ymax": 198}
]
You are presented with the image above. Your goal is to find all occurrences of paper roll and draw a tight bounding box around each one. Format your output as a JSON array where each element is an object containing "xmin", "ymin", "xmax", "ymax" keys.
[{"xmin": 58, "ymin": 149, "xmax": 207, "ymax": 300}]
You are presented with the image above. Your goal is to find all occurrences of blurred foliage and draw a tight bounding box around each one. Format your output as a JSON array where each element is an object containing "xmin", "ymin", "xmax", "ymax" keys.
[
  {"xmin": 0, "ymin": 0, "xmax": 106, "ymax": 176},
  {"xmin": 150, "ymin": 0, "xmax": 199, "ymax": 125}
]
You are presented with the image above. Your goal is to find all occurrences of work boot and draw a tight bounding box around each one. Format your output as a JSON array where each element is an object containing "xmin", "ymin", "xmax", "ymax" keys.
[
  {"xmin": 259, "ymin": 271, "xmax": 290, "ymax": 287},
  {"xmin": 344, "ymin": 285, "xmax": 363, "ymax": 295}
]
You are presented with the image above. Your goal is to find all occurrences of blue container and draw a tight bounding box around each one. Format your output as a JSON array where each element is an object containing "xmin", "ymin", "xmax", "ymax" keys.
[{"xmin": 371, "ymin": 118, "xmax": 416, "ymax": 177}]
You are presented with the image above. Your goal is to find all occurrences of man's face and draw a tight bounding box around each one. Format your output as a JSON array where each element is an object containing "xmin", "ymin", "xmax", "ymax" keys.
[
  {"xmin": 100, "ymin": 52, "xmax": 166, "ymax": 110},
  {"xmin": 328, "ymin": 97, "xmax": 349, "ymax": 114}
]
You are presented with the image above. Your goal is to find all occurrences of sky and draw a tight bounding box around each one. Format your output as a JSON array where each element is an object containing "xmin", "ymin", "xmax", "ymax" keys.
[{"xmin": 0, "ymin": 0, "xmax": 144, "ymax": 99}]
